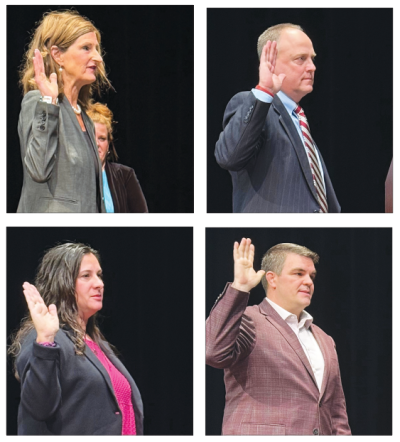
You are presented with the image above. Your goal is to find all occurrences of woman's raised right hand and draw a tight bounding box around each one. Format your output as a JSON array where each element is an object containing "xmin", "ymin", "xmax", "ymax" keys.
[
  {"xmin": 22, "ymin": 282, "xmax": 59, "ymax": 343},
  {"xmin": 33, "ymin": 49, "xmax": 59, "ymax": 103}
]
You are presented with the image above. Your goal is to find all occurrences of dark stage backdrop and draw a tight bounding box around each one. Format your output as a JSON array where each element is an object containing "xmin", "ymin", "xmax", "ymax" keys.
[
  {"xmin": 7, "ymin": 5, "xmax": 193, "ymax": 213},
  {"xmin": 206, "ymin": 228, "xmax": 392, "ymax": 435},
  {"xmin": 7, "ymin": 227, "xmax": 193, "ymax": 435},
  {"xmin": 207, "ymin": 8, "xmax": 393, "ymax": 213}
]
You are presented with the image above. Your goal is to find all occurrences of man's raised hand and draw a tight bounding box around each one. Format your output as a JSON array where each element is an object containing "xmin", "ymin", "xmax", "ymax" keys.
[
  {"xmin": 258, "ymin": 41, "xmax": 286, "ymax": 95},
  {"xmin": 231, "ymin": 238, "xmax": 265, "ymax": 292}
]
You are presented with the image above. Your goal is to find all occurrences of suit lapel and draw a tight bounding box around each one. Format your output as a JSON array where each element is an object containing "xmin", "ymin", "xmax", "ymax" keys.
[
  {"xmin": 310, "ymin": 324, "xmax": 331, "ymax": 400},
  {"xmin": 259, "ymin": 299, "xmax": 319, "ymax": 391},
  {"xmin": 62, "ymin": 328, "xmax": 118, "ymax": 404},
  {"xmin": 271, "ymin": 96, "xmax": 319, "ymax": 205},
  {"xmin": 60, "ymin": 96, "xmax": 105, "ymax": 212}
]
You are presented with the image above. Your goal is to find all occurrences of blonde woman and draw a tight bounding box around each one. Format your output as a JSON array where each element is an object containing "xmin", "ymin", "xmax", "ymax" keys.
[
  {"xmin": 17, "ymin": 10, "xmax": 112, "ymax": 212},
  {"xmin": 87, "ymin": 103, "xmax": 148, "ymax": 213}
]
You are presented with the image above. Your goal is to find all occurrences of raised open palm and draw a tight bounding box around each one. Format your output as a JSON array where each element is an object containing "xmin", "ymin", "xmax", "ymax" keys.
[
  {"xmin": 33, "ymin": 49, "xmax": 58, "ymax": 102},
  {"xmin": 232, "ymin": 238, "xmax": 265, "ymax": 292},
  {"xmin": 23, "ymin": 282, "xmax": 59, "ymax": 342}
]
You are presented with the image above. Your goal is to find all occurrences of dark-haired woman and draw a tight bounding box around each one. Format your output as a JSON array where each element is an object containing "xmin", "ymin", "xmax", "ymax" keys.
[{"xmin": 9, "ymin": 243, "xmax": 143, "ymax": 435}]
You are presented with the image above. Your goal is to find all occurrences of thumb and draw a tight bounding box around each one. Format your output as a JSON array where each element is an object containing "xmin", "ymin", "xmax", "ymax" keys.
[
  {"xmin": 278, "ymin": 73, "xmax": 286, "ymax": 84},
  {"xmin": 49, "ymin": 72, "xmax": 58, "ymax": 85},
  {"xmin": 256, "ymin": 270, "xmax": 266, "ymax": 282},
  {"xmin": 48, "ymin": 304, "xmax": 58, "ymax": 317}
]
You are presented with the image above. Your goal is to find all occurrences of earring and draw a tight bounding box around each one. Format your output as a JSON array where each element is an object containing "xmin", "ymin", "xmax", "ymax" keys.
[{"xmin": 59, "ymin": 66, "xmax": 63, "ymax": 72}]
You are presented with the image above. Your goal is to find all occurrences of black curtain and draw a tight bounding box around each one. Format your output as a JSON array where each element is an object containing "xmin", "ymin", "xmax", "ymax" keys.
[
  {"xmin": 7, "ymin": 5, "xmax": 194, "ymax": 213},
  {"xmin": 207, "ymin": 8, "xmax": 392, "ymax": 213},
  {"xmin": 206, "ymin": 228, "xmax": 392, "ymax": 435},
  {"xmin": 7, "ymin": 227, "xmax": 193, "ymax": 435}
]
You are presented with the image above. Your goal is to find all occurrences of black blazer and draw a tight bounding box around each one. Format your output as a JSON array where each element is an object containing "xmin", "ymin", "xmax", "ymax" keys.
[
  {"xmin": 105, "ymin": 162, "xmax": 148, "ymax": 213},
  {"xmin": 17, "ymin": 328, "xmax": 143, "ymax": 435},
  {"xmin": 215, "ymin": 92, "xmax": 340, "ymax": 213}
]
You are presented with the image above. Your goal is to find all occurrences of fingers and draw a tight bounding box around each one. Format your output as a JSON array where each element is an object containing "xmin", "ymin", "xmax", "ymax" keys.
[
  {"xmin": 22, "ymin": 282, "xmax": 45, "ymax": 312},
  {"xmin": 270, "ymin": 41, "xmax": 277, "ymax": 73},
  {"xmin": 233, "ymin": 238, "xmax": 253, "ymax": 260},
  {"xmin": 33, "ymin": 49, "xmax": 45, "ymax": 78}
]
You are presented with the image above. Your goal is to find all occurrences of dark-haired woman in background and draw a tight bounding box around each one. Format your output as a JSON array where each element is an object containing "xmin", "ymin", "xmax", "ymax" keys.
[
  {"xmin": 87, "ymin": 103, "xmax": 148, "ymax": 213},
  {"xmin": 8, "ymin": 243, "xmax": 143, "ymax": 435},
  {"xmin": 17, "ymin": 10, "xmax": 111, "ymax": 212}
]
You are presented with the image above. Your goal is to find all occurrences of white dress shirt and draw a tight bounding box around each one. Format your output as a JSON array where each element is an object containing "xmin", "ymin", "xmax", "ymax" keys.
[{"xmin": 265, "ymin": 297, "xmax": 325, "ymax": 391}]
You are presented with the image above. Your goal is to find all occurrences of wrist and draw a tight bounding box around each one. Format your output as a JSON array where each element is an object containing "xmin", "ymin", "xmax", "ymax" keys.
[
  {"xmin": 231, "ymin": 281, "xmax": 251, "ymax": 293},
  {"xmin": 40, "ymin": 95, "xmax": 59, "ymax": 106},
  {"xmin": 36, "ymin": 334, "xmax": 55, "ymax": 343},
  {"xmin": 256, "ymin": 84, "xmax": 274, "ymax": 97}
]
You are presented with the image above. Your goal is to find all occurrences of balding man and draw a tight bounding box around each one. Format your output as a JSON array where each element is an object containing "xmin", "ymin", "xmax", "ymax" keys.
[
  {"xmin": 215, "ymin": 24, "xmax": 340, "ymax": 213},
  {"xmin": 206, "ymin": 239, "xmax": 351, "ymax": 435}
]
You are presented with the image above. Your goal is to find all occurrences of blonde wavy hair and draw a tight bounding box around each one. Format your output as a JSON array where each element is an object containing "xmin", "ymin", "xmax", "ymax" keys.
[
  {"xmin": 8, "ymin": 242, "xmax": 113, "ymax": 380},
  {"xmin": 87, "ymin": 102, "xmax": 119, "ymax": 162},
  {"xmin": 19, "ymin": 10, "xmax": 112, "ymax": 109}
]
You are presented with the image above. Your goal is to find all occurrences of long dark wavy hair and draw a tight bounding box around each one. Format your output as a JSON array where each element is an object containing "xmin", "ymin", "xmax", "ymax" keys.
[{"xmin": 9, "ymin": 242, "xmax": 110, "ymax": 379}]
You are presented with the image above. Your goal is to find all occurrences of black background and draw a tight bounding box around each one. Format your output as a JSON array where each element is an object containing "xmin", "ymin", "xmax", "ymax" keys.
[
  {"xmin": 7, "ymin": 5, "xmax": 194, "ymax": 213},
  {"xmin": 7, "ymin": 227, "xmax": 193, "ymax": 435},
  {"xmin": 207, "ymin": 8, "xmax": 393, "ymax": 213},
  {"xmin": 206, "ymin": 228, "xmax": 392, "ymax": 435}
]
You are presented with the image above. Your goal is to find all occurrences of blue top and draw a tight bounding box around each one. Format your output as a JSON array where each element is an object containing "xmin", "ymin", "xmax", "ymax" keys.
[{"xmin": 102, "ymin": 169, "xmax": 114, "ymax": 213}]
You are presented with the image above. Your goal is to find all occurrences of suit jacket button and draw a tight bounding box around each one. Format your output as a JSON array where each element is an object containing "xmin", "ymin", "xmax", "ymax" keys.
[
  {"xmin": 313, "ymin": 428, "xmax": 319, "ymax": 435},
  {"xmin": 313, "ymin": 209, "xmax": 319, "ymax": 213},
  {"xmin": 115, "ymin": 411, "xmax": 120, "ymax": 415}
]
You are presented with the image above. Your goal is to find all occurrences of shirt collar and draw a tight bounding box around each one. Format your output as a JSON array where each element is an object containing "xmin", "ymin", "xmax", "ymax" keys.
[
  {"xmin": 266, "ymin": 296, "xmax": 314, "ymax": 330},
  {"xmin": 277, "ymin": 90, "xmax": 298, "ymax": 117}
]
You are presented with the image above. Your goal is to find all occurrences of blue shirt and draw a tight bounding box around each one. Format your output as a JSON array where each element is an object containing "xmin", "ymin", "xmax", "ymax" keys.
[
  {"xmin": 251, "ymin": 88, "xmax": 325, "ymax": 189},
  {"xmin": 102, "ymin": 169, "xmax": 114, "ymax": 213}
]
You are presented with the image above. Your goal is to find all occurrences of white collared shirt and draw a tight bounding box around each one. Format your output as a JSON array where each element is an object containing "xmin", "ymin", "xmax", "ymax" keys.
[{"xmin": 265, "ymin": 297, "xmax": 325, "ymax": 391}]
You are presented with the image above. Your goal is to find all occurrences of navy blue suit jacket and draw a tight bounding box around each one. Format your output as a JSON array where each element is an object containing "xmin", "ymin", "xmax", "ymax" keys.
[
  {"xmin": 17, "ymin": 328, "xmax": 143, "ymax": 435},
  {"xmin": 215, "ymin": 92, "xmax": 340, "ymax": 213}
]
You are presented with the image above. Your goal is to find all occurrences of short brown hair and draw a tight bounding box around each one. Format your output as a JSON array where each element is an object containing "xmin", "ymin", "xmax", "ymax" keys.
[
  {"xmin": 261, "ymin": 243, "xmax": 319, "ymax": 292},
  {"xmin": 19, "ymin": 10, "xmax": 112, "ymax": 109},
  {"xmin": 257, "ymin": 23, "xmax": 304, "ymax": 60},
  {"xmin": 87, "ymin": 102, "xmax": 119, "ymax": 162}
]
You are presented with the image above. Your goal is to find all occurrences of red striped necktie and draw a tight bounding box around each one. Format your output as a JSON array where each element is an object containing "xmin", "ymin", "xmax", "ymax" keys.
[{"xmin": 294, "ymin": 105, "xmax": 328, "ymax": 213}]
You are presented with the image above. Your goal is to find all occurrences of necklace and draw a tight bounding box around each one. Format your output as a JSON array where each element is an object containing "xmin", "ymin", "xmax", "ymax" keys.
[{"xmin": 71, "ymin": 103, "xmax": 82, "ymax": 115}]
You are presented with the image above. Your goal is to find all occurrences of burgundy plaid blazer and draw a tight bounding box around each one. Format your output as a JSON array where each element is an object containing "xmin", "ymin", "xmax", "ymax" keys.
[{"xmin": 206, "ymin": 284, "xmax": 351, "ymax": 435}]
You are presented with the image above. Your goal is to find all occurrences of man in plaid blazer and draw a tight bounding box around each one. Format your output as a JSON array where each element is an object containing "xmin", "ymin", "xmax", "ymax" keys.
[{"xmin": 206, "ymin": 239, "xmax": 351, "ymax": 435}]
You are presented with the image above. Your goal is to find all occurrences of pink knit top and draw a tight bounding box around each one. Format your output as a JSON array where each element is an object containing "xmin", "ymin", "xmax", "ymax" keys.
[{"xmin": 85, "ymin": 339, "xmax": 136, "ymax": 435}]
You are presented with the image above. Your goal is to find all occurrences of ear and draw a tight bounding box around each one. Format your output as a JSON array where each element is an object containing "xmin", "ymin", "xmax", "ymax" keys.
[
  {"xmin": 50, "ymin": 45, "xmax": 63, "ymax": 67},
  {"xmin": 265, "ymin": 271, "xmax": 277, "ymax": 289}
]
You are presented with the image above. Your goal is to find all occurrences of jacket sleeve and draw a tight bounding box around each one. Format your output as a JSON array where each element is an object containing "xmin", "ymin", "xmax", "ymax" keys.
[
  {"xmin": 330, "ymin": 337, "xmax": 352, "ymax": 435},
  {"xmin": 125, "ymin": 168, "xmax": 148, "ymax": 213},
  {"xmin": 206, "ymin": 283, "xmax": 256, "ymax": 369},
  {"xmin": 18, "ymin": 91, "xmax": 60, "ymax": 183},
  {"xmin": 214, "ymin": 91, "xmax": 272, "ymax": 171},
  {"xmin": 17, "ymin": 332, "xmax": 62, "ymax": 421}
]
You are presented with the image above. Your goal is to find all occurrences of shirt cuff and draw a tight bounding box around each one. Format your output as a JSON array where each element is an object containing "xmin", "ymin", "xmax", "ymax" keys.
[{"xmin": 252, "ymin": 88, "xmax": 274, "ymax": 103}]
